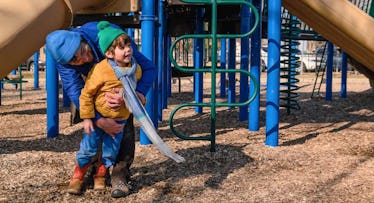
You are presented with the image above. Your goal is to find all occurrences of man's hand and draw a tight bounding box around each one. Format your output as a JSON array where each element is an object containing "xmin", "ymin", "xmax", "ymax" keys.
[
  {"xmin": 105, "ymin": 88, "xmax": 125, "ymax": 111},
  {"xmin": 95, "ymin": 117, "xmax": 124, "ymax": 137}
]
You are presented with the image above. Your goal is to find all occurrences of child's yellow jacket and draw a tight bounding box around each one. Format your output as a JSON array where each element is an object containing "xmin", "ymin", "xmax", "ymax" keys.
[{"xmin": 79, "ymin": 59, "xmax": 142, "ymax": 120}]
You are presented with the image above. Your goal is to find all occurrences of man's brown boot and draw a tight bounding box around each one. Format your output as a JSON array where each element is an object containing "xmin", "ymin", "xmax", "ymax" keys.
[
  {"xmin": 111, "ymin": 161, "xmax": 131, "ymax": 198},
  {"xmin": 67, "ymin": 164, "xmax": 89, "ymax": 195},
  {"xmin": 94, "ymin": 164, "xmax": 107, "ymax": 190}
]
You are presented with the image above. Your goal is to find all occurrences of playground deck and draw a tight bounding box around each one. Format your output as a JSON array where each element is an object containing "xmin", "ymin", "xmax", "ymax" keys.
[{"xmin": 0, "ymin": 72, "xmax": 373, "ymax": 202}]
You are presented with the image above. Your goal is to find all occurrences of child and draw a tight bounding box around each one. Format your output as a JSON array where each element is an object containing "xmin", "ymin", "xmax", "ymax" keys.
[{"xmin": 67, "ymin": 21, "xmax": 144, "ymax": 194}]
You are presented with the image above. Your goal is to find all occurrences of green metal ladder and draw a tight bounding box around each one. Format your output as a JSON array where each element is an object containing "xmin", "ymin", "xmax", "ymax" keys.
[
  {"xmin": 168, "ymin": 0, "xmax": 259, "ymax": 152},
  {"xmin": 311, "ymin": 0, "xmax": 374, "ymax": 98},
  {"xmin": 311, "ymin": 42, "xmax": 328, "ymax": 98}
]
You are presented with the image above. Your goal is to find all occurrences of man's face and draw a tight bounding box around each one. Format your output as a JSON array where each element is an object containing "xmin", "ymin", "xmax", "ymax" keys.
[{"xmin": 68, "ymin": 42, "xmax": 94, "ymax": 66}]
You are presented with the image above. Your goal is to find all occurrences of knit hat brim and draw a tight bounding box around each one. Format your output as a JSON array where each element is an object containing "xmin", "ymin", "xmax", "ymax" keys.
[
  {"xmin": 97, "ymin": 21, "xmax": 125, "ymax": 54},
  {"xmin": 46, "ymin": 30, "xmax": 81, "ymax": 64}
]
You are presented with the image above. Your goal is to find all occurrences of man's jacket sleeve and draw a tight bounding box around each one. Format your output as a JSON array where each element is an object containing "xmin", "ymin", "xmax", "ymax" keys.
[
  {"xmin": 56, "ymin": 63, "xmax": 103, "ymax": 121},
  {"xmin": 131, "ymin": 42, "xmax": 156, "ymax": 95},
  {"xmin": 57, "ymin": 63, "xmax": 84, "ymax": 110}
]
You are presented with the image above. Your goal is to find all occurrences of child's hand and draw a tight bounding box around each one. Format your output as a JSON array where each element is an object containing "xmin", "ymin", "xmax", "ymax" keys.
[
  {"xmin": 136, "ymin": 91, "xmax": 146, "ymax": 105},
  {"xmin": 105, "ymin": 88, "xmax": 125, "ymax": 111},
  {"xmin": 83, "ymin": 119, "xmax": 94, "ymax": 135}
]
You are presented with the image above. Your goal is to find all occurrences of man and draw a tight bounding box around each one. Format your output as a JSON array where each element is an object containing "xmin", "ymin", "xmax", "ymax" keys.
[{"xmin": 46, "ymin": 21, "xmax": 156, "ymax": 198}]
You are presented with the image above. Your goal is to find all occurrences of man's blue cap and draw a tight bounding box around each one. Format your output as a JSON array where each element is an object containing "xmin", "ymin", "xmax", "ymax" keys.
[{"xmin": 46, "ymin": 30, "xmax": 81, "ymax": 64}]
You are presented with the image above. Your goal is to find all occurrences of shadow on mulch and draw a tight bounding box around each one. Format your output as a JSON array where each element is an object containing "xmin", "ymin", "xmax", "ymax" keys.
[
  {"xmin": 131, "ymin": 144, "xmax": 253, "ymax": 195},
  {"xmin": 158, "ymin": 89, "xmax": 373, "ymax": 147},
  {"xmin": 0, "ymin": 129, "xmax": 83, "ymax": 154}
]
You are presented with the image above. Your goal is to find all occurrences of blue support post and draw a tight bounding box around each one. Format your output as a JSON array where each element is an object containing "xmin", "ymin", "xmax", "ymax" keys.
[
  {"xmin": 162, "ymin": 31, "xmax": 169, "ymax": 108},
  {"xmin": 127, "ymin": 28, "xmax": 134, "ymax": 39},
  {"xmin": 140, "ymin": 0, "xmax": 156, "ymax": 145},
  {"xmin": 219, "ymin": 38, "xmax": 227, "ymax": 98},
  {"xmin": 33, "ymin": 51, "xmax": 40, "ymax": 89},
  {"xmin": 326, "ymin": 42, "xmax": 333, "ymax": 101},
  {"xmin": 265, "ymin": 0, "xmax": 281, "ymax": 147},
  {"xmin": 46, "ymin": 48, "xmax": 59, "ymax": 138},
  {"xmin": 157, "ymin": 0, "xmax": 166, "ymax": 121},
  {"xmin": 228, "ymin": 38, "xmax": 236, "ymax": 107},
  {"xmin": 167, "ymin": 37, "xmax": 172, "ymax": 98},
  {"xmin": 340, "ymin": 51, "xmax": 347, "ymax": 98},
  {"xmin": 194, "ymin": 8, "xmax": 204, "ymax": 113},
  {"xmin": 239, "ymin": 0, "xmax": 250, "ymax": 121},
  {"xmin": 249, "ymin": 0, "xmax": 262, "ymax": 131},
  {"xmin": 11, "ymin": 69, "xmax": 16, "ymax": 88},
  {"xmin": 127, "ymin": 13, "xmax": 135, "ymax": 40}
]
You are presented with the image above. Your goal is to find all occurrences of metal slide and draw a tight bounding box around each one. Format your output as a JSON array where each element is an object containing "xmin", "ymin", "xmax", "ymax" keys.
[
  {"xmin": 283, "ymin": 0, "xmax": 374, "ymax": 77},
  {"xmin": 0, "ymin": 0, "xmax": 138, "ymax": 78}
]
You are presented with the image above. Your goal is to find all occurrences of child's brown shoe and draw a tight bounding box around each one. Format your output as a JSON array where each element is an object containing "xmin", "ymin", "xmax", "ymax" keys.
[
  {"xmin": 67, "ymin": 178, "xmax": 84, "ymax": 194},
  {"xmin": 93, "ymin": 164, "xmax": 107, "ymax": 190},
  {"xmin": 94, "ymin": 176, "xmax": 106, "ymax": 190},
  {"xmin": 67, "ymin": 163, "xmax": 89, "ymax": 194}
]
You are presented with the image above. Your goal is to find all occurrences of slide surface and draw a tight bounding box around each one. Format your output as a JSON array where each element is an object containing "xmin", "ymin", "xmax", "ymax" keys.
[
  {"xmin": 0, "ymin": 0, "xmax": 72, "ymax": 78},
  {"xmin": 283, "ymin": 0, "xmax": 374, "ymax": 76}
]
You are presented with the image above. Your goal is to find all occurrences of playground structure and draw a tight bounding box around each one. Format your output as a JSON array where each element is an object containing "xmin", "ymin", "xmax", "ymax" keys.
[{"xmin": 1, "ymin": 0, "xmax": 374, "ymax": 150}]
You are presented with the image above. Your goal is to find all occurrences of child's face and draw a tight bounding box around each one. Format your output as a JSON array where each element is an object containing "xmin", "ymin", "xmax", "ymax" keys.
[{"xmin": 112, "ymin": 42, "xmax": 133, "ymax": 67}]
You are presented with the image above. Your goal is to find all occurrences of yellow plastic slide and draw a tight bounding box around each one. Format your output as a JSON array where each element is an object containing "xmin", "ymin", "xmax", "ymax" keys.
[
  {"xmin": 283, "ymin": 0, "xmax": 374, "ymax": 75},
  {"xmin": 0, "ymin": 0, "xmax": 139, "ymax": 78}
]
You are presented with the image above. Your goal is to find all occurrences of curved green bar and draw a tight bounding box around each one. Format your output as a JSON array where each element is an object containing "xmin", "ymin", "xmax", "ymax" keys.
[{"xmin": 169, "ymin": 0, "xmax": 260, "ymax": 152}]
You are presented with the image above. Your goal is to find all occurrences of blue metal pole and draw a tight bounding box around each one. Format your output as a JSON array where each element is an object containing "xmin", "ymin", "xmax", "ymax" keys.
[
  {"xmin": 127, "ymin": 12, "xmax": 135, "ymax": 40},
  {"xmin": 194, "ymin": 8, "xmax": 204, "ymax": 113},
  {"xmin": 157, "ymin": 0, "xmax": 165, "ymax": 121},
  {"xmin": 46, "ymin": 48, "xmax": 59, "ymax": 138},
  {"xmin": 140, "ymin": 0, "xmax": 156, "ymax": 145},
  {"xmin": 162, "ymin": 22, "xmax": 169, "ymax": 109},
  {"xmin": 326, "ymin": 42, "xmax": 333, "ymax": 101},
  {"xmin": 127, "ymin": 28, "xmax": 134, "ymax": 39},
  {"xmin": 167, "ymin": 37, "xmax": 172, "ymax": 97},
  {"xmin": 265, "ymin": 0, "xmax": 281, "ymax": 147},
  {"xmin": 11, "ymin": 69, "xmax": 16, "ymax": 88},
  {"xmin": 33, "ymin": 51, "xmax": 40, "ymax": 89},
  {"xmin": 228, "ymin": 38, "xmax": 236, "ymax": 107},
  {"xmin": 249, "ymin": 0, "xmax": 262, "ymax": 131},
  {"xmin": 340, "ymin": 51, "xmax": 347, "ymax": 98},
  {"xmin": 239, "ymin": 0, "xmax": 250, "ymax": 121},
  {"xmin": 219, "ymin": 38, "xmax": 227, "ymax": 98}
]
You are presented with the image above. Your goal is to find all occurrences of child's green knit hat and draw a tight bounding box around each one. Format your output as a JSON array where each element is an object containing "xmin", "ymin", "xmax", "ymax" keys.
[{"xmin": 97, "ymin": 21, "xmax": 125, "ymax": 54}]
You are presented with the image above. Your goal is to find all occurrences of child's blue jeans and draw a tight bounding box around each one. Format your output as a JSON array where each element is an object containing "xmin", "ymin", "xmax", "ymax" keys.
[{"xmin": 76, "ymin": 120, "xmax": 126, "ymax": 168}]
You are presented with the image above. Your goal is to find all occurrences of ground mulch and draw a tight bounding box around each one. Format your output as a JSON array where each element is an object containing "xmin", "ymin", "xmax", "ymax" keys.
[{"xmin": 0, "ymin": 72, "xmax": 373, "ymax": 202}]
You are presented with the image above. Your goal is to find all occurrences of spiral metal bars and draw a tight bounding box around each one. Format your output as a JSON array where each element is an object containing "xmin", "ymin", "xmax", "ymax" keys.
[
  {"xmin": 280, "ymin": 11, "xmax": 301, "ymax": 114},
  {"xmin": 168, "ymin": 0, "xmax": 259, "ymax": 152}
]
